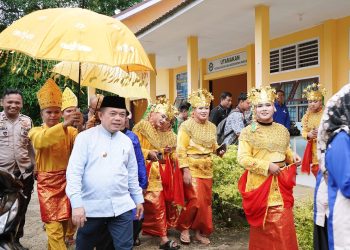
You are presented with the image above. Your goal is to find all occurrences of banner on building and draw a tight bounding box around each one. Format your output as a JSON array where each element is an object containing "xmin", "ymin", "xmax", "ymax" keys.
[
  {"xmin": 176, "ymin": 72, "xmax": 188, "ymax": 100},
  {"xmin": 207, "ymin": 51, "xmax": 247, "ymax": 73}
]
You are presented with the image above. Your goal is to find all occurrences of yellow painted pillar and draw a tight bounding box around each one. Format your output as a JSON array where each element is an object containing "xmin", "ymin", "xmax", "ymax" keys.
[
  {"xmin": 187, "ymin": 36, "xmax": 199, "ymax": 93},
  {"xmin": 255, "ymin": 5, "xmax": 270, "ymax": 87},
  {"xmin": 168, "ymin": 69, "xmax": 175, "ymax": 103},
  {"xmin": 199, "ymin": 59, "xmax": 209, "ymax": 91},
  {"xmin": 246, "ymin": 44, "xmax": 255, "ymax": 91},
  {"xmin": 148, "ymin": 53, "xmax": 157, "ymax": 101},
  {"xmin": 323, "ymin": 20, "xmax": 337, "ymax": 98},
  {"xmin": 87, "ymin": 87, "xmax": 96, "ymax": 105}
]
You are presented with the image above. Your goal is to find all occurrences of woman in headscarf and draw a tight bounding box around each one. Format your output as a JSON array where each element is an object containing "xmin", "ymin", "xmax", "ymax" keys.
[{"xmin": 317, "ymin": 83, "xmax": 350, "ymax": 250}]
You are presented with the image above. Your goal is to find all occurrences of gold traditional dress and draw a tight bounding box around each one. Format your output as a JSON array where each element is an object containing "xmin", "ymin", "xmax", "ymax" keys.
[
  {"xmin": 176, "ymin": 118, "xmax": 217, "ymax": 235},
  {"xmin": 238, "ymin": 86, "xmax": 298, "ymax": 250},
  {"xmin": 176, "ymin": 89, "xmax": 217, "ymax": 236},
  {"xmin": 28, "ymin": 79, "xmax": 77, "ymax": 250},
  {"xmin": 300, "ymin": 83, "xmax": 326, "ymax": 177},
  {"xmin": 133, "ymin": 118, "xmax": 180, "ymax": 236},
  {"xmin": 301, "ymin": 109, "xmax": 323, "ymax": 176}
]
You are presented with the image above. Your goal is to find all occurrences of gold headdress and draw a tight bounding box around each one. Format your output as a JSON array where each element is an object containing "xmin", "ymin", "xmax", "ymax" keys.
[
  {"xmin": 188, "ymin": 89, "xmax": 214, "ymax": 108},
  {"xmin": 302, "ymin": 83, "xmax": 326, "ymax": 101},
  {"xmin": 151, "ymin": 97, "xmax": 177, "ymax": 121},
  {"xmin": 61, "ymin": 87, "xmax": 77, "ymax": 111},
  {"xmin": 248, "ymin": 86, "xmax": 276, "ymax": 106},
  {"xmin": 37, "ymin": 78, "xmax": 62, "ymax": 110}
]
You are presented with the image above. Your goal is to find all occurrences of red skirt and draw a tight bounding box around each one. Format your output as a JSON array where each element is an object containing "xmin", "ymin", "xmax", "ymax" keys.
[
  {"xmin": 249, "ymin": 206, "xmax": 298, "ymax": 250},
  {"xmin": 142, "ymin": 191, "xmax": 180, "ymax": 237},
  {"xmin": 177, "ymin": 178, "xmax": 213, "ymax": 235},
  {"xmin": 37, "ymin": 170, "xmax": 71, "ymax": 222}
]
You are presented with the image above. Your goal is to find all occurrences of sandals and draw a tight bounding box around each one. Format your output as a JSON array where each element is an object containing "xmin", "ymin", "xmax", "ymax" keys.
[
  {"xmin": 194, "ymin": 235, "xmax": 210, "ymax": 245},
  {"xmin": 159, "ymin": 240, "xmax": 181, "ymax": 250},
  {"xmin": 180, "ymin": 233, "xmax": 191, "ymax": 245}
]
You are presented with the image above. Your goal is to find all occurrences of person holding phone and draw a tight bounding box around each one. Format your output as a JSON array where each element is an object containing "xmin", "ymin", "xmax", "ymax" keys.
[
  {"xmin": 237, "ymin": 86, "xmax": 301, "ymax": 250},
  {"xmin": 176, "ymin": 89, "xmax": 225, "ymax": 246},
  {"xmin": 133, "ymin": 98, "xmax": 182, "ymax": 250}
]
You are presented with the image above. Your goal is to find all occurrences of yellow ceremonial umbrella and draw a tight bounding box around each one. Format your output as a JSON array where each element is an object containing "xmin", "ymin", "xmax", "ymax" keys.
[
  {"xmin": 52, "ymin": 61, "xmax": 151, "ymax": 100},
  {"xmin": 0, "ymin": 8, "xmax": 153, "ymax": 72}
]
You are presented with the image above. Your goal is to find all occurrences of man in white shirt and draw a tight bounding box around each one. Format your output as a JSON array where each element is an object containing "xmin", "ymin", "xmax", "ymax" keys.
[{"xmin": 66, "ymin": 95, "xmax": 144, "ymax": 250}]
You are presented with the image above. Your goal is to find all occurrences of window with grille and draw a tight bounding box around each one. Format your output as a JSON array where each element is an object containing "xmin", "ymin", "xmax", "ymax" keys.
[
  {"xmin": 270, "ymin": 39, "xmax": 319, "ymax": 73},
  {"xmin": 271, "ymin": 77, "xmax": 319, "ymax": 122}
]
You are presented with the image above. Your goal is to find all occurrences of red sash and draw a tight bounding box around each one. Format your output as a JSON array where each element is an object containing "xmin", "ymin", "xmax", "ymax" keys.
[
  {"xmin": 301, "ymin": 140, "xmax": 313, "ymax": 175},
  {"xmin": 146, "ymin": 157, "xmax": 184, "ymax": 207},
  {"xmin": 238, "ymin": 164, "xmax": 296, "ymax": 227}
]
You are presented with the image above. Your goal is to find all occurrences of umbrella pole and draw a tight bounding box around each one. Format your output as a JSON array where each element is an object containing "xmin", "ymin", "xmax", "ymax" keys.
[{"xmin": 78, "ymin": 62, "xmax": 81, "ymax": 106}]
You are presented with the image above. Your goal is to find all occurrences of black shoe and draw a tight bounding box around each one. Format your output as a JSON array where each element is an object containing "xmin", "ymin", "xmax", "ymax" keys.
[
  {"xmin": 133, "ymin": 238, "xmax": 141, "ymax": 246},
  {"xmin": 14, "ymin": 241, "xmax": 29, "ymax": 250}
]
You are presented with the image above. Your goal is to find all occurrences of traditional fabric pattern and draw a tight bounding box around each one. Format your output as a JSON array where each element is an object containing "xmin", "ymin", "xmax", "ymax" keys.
[
  {"xmin": 316, "ymin": 83, "xmax": 350, "ymax": 250},
  {"xmin": 132, "ymin": 120, "xmax": 176, "ymax": 151},
  {"xmin": 61, "ymin": 87, "xmax": 77, "ymax": 111},
  {"xmin": 238, "ymin": 123, "xmax": 294, "ymax": 206},
  {"xmin": 239, "ymin": 123, "xmax": 290, "ymax": 154},
  {"xmin": 180, "ymin": 118, "xmax": 216, "ymax": 147},
  {"xmin": 37, "ymin": 78, "xmax": 62, "ymax": 110},
  {"xmin": 317, "ymin": 83, "xmax": 350, "ymax": 173},
  {"xmin": 177, "ymin": 118, "xmax": 217, "ymax": 178},
  {"xmin": 301, "ymin": 109, "xmax": 323, "ymax": 165},
  {"xmin": 248, "ymin": 206, "xmax": 298, "ymax": 250},
  {"xmin": 37, "ymin": 170, "xmax": 71, "ymax": 222}
]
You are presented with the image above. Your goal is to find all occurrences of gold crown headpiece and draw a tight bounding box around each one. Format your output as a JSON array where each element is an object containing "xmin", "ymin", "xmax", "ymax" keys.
[
  {"xmin": 61, "ymin": 87, "xmax": 77, "ymax": 111},
  {"xmin": 188, "ymin": 89, "xmax": 214, "ymax": 108},
  {"xmin": 150, "ymin": 97, "xmax": 178, "ymax": 121},
  {"xmin": 302, "ymin": 83, "xmax": 326, "ymax": 101},
  {"xmin": 37, "ymin": 78, "xmax": 62, "ymax": 110},
  {"xmin": 248, "ymin": 86, "xmax": 276, "ymax": 106}
]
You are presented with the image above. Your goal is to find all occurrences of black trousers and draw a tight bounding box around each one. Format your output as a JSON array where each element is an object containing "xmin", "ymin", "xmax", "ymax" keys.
[
  {"xmin": 314, "ymin": 216, "xmax": 329, "ymax": 250},
  {"xmin": 95, "ymin": 219, "xmax": 143, "ymax": 250},
  {"xmin": 15, "ymin": 174, "xmax": 34, "ymax": 240}
]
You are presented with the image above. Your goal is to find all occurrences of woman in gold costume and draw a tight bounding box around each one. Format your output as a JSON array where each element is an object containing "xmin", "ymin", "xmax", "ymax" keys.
[
  {"xmin": 301, "ymin": 83, "xmax": 326, "ymax": 177},
  {"xmin": 237, "ymin": 86, "xmax": 301, "ymax": 250},
  {"xmin": 176, "ymin": 89, "xmax": 225, "ymax": 245},
  {"xmin": 132, "ymin": 99, "xmax": 182, "ymax": 250}
]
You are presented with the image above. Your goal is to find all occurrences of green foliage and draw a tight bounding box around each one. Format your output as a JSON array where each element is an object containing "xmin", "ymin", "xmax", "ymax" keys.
[
  {"xmin": 0, "ymin": 0, "xmax": 142, "ymax": 31},
  {"xmin": 294, "ymin": 198, "xmax": 314, "ymax": 250},
  {"xmin": 212, "ymin": 145, "xmax": 246, "ymax": 227},
  {"xmin": 0, "ymin": 53, "xmax": 88, "ymax": 125}
]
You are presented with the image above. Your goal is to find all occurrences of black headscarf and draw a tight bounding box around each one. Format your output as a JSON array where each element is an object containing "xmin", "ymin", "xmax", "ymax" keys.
[{"xmin": 317, "ymin": 84, "xmax": 350, "ymax": 172}]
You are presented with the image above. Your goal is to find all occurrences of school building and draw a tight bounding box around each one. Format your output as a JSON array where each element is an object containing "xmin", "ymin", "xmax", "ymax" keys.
[{"xmin": 115, "ymin": 0, "xmax": 350, "ymax": 122}]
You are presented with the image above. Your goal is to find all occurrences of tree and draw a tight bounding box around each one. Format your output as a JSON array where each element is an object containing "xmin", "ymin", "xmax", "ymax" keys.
[
  {"xmin": 0, "ymin": 0, "xmax": 141, "ymax": 124},
  {"xmin": 0, "ymin": 0, "xmax": 141, "ymax": 31}
]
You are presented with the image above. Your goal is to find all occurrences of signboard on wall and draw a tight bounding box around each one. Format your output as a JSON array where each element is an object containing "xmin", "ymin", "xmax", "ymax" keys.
[
  {"xmin": 207, "ymin": 51, "xmax": 247, "ymax": 73},
  {"xmin": 176, "ymin": 72, "xmax": 188, "ymax": 100}
]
